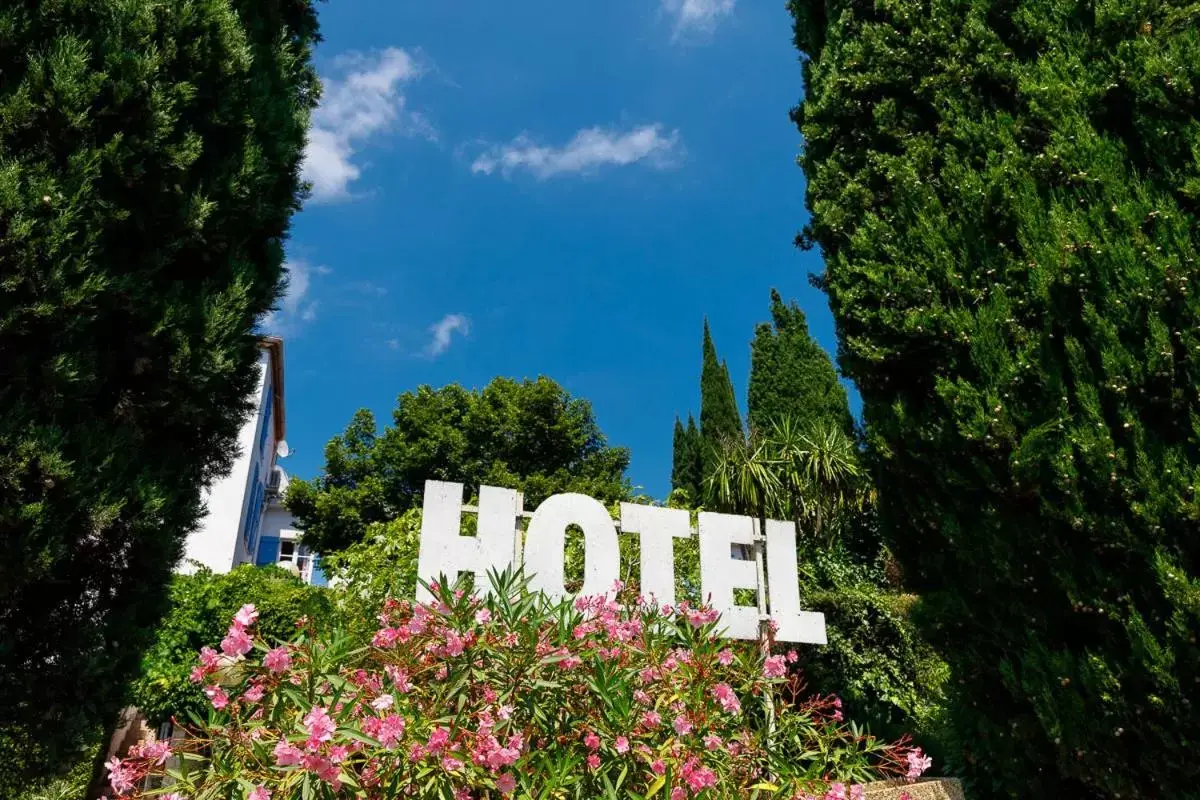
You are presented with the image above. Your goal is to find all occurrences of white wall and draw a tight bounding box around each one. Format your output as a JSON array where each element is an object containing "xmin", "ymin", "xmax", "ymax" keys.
[{"xmin": 179, "ymin": 350, "xmax": 275, "ymax": 574}]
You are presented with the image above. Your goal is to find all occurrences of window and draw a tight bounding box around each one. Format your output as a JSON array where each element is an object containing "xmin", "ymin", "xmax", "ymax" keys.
[
  {"xmin": 243, "ymin": 465, "xmax": 265, "ymax": 555},
  {"xmin": 277, "ymin": 539, "xmax": 318, "ymax": 584},
  {"xmin": 259, "ymin": 383, "xmax": 274, "ymax": 455}
]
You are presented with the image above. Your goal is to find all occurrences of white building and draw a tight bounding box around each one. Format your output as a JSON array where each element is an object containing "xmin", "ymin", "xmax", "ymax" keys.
[{"xmin": 180, "ymin": 336, "xmax": 325, "ymax": 586}]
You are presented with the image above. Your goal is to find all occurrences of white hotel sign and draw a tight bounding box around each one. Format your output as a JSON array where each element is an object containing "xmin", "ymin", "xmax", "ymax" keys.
[{"xmin": 415, "ymin": 481, "xmax": 826, "ymax": 645}]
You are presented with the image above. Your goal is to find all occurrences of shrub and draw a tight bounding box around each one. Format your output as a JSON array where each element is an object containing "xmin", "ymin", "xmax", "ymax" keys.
[{"xmin": 107, "ymin": 573, "xmax": 933, "ymax": 799}]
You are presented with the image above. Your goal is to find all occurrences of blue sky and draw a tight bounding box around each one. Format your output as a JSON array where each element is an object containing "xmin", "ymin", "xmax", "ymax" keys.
[{"xmin": 271, "ymin": 0, "xmax": 855, "ymax": 499}]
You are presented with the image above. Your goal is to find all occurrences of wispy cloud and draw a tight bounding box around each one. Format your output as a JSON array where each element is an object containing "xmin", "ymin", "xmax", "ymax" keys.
[
  {"xmin": 263, "ymin": 261, "xmax": 330, "ymax": 335},
  {"xmin": 426, "ymin": 313, "xmax": 470, "ymax": 357},
  {"xmin": 302, "ymin": 48, "xmax": 434, "ymax": 202},
  {"xmin": 663, "ymin": 0, "xmax": 735, "ymax": 38},
  {"xmin": 471, "ymin": 124, "xmax": 682, "ymax": 180}
]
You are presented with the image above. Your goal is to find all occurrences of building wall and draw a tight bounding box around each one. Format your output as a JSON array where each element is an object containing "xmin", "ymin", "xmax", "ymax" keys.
[{"xmin": 180, "ymin": 349, "xmax": 277, "ymax": 573}]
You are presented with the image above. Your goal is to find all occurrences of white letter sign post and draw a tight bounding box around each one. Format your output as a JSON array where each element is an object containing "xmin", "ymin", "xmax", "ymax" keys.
[{"xmin": 415, "ymin": 480, "xmax": 826, "ymax": 645}]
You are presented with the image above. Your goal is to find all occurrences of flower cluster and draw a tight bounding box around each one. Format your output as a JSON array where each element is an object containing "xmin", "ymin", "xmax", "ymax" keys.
[{"xmin": 108, "ymin": 574, "xmax": 930, "ymax": 799}]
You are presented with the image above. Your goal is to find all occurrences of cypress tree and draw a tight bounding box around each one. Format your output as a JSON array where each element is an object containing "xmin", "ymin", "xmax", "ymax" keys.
[
  {"xmin": 0, "ymin": 0, "xmax": 319, "ymax": 789},
  {"xmin": 671, "ymin": 416, "xmax": 689, "ymax": 493},
  {"xmin": 747, "ymin": 288, "xmax": 853, "ymax": 436},
  {"xmin": 670, "ymin": 414, "xmax": 705, "ymax": 502},
  {"xmin": 699, "ymin": 319, "xmax": 743, "ymax": 466},
  {"xmin": 791, "ymin": 1, "xmax": 1200, "ymax": 797}
]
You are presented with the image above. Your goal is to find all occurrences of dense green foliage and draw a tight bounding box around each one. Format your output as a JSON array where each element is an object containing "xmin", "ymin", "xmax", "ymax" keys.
[
  {"xmin": 698, "ymin": 320, "xmax": 744, "ymax": 467},
  {"xmin": 289, "ymin": 377, "xmax": 632, "ymax": 554},
  {"xmin": 0, "ymin": 0, "xmax": 319, "ymax": 790},
  {"xmin": 128, "ymin": 565, "xmax": 335, "ymax": 725},
  {"xmin": 790, "ymin": 1, "xmax": 1200, "ymax": 796},
  {"xmin": 670, "ymin": 413, "xmax": 704, "ymax": 503},
  {"xmin": 748, "ymin": 289, "xmax": 852, "ymax": 436}
]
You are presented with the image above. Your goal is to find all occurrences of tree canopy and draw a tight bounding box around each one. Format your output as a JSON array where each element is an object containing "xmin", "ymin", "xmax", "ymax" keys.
[
  {"xmin": 0, "ymin": 0, "xmax": 319, "ymax": 790},
  {"xmin": 791, "ymin": 0, "xmax": 1200, "ymax": 796},
  {"xmin": 288, "ymin": 377, "xmax": 632, "ymax": 553},
  {"xmin": 747, "ymin": 289, "xmax": 852, "ymax": 436}
]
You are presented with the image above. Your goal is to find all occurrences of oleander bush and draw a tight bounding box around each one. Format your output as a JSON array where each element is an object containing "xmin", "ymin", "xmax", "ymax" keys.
[{"xmin": 106, "ymin": 572, "xmax": 932, "ymax": 800}]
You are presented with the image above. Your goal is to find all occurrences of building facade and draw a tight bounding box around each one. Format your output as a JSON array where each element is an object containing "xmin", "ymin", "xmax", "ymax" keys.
[{"xmin": 179, "ymin": 336, "xmax": 324, "ymax": 585}]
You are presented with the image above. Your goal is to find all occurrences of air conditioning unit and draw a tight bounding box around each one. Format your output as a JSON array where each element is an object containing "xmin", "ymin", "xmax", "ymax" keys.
[{"xmin": 266, "ymin": 466, "xmax": 283, "ymax": 496}]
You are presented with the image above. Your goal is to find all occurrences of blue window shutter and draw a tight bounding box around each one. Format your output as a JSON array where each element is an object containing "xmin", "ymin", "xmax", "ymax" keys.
[
  {"xmin": 259, "ymin": 384, "xmax": 274, "ymax": 452},
  {"xmin": 256, "ymin": 536, "xmax": 280, "ymax": 566}
]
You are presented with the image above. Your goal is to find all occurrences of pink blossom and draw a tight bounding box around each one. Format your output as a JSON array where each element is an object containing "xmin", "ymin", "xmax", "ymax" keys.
[
  {"xmin": 496, "ymin": 773, "xmax": 517, "ymax": 794},
  {"xmin": 824, "ymin": 784, "xmax": 847, "ymax": 800},
  {"xmin": 371, "ymin": 693, "xmax": 394, "ymax": 711},
  {"xmin": 220, "ymin": 625, "xmax": 253, "ymax": 658},
  {"xmin": 248, "ymin": 787, "xmax": 271, "ymax": 800},
  {"xmin": 199, "ymin": 646, "xmax": 220, "ymax": 669},
  {"xmin": 497, "ymin": 704, "xmax": 514, "ymax": 720},
  {"xmin": 130, "ymin": 739, "xmax": 170, "ymax": 765},
  {"xmin": 379, "ymin": 714, "xmax": 406, "ymax": 749},
  {"xmin": 475, "ymin": 608, "xmax": 492, "ymax": 625},
  {"xmin": 641, "ymin": 710, "xmax": 661, "ymax": 728},
  {"xmin": 587, "ymin": 753, "xmax": 601, "ymax": 770},
  {"xmin": 274, "ymin": 739, "xmax": 303, "ymax": 766},
  {"xmin": 303, "ymin": 706, "xmax": 336, "ymax": 744},
  {"xmin": 710, "ymin": 683, "xmax": 741, "ymax": 714},
  {"xmin": 427, "ymin": 726, "xmax": 451, "ymax": 753},
  {"xmin": 442, "ymin": 756, "xmax": 464, "ymax": 771},
  {"xmin": 763, "ymin": 654, "xmax": 787, "ymax": 678},
  {"xmin": 243, "ymin": 683, "xmax": 265, "ymax": 703},
  {"xmin": 671, "ymin": 788, "xmax": 687, "ymax": 800},
  {"xmin": 681, "ymin": 758, "xmax": 717, "ymax": 793},
  {"xmin": 673, "ymin": 715, "xmax": 692, "ymax": 736},
  {"xmin": 703, "ymin": 734, "xmax": 722, "ymax": 750},
  {"xmin": 615, "ymin": 736, "xmax": 629, "ymax": 753},
  {"xmin": 786, "ymin": 649, "xmax": 799, "ymax": 663},
  {"xmin": 234, "ymin": 603, "xmax": 259, "ymax": 629},
  {"xmin": 584, "ymin": 732, "xmax": 601, "ymax": 750},
  {"xmin": 188, "ymin": 666, "xmax": 207, "ymax": 684},
  {"xmin": 264, "ymin": 646, "xmax": 291, "ymax": 673},
  {"xmin": 650, "ymin": 759, "xmax": 666, "ymax": 775},
  {"xmin": 850, "ymin": 786, "xmax": 865, "ymax": 800},
  {"xmin": 106, "ymin": 757, "xmax": 137, "ymax": 795},
  {"xmin": 203, "ymin": 685, "xmax": 228, "ymax": 710},
  {"xmin": 906, "ymin": 748, "xmax": 933, "ymax": 779},
  {"xmin": 386, "ymin": 665, "xmax": 414, "ymax": 693},
  {"xmin": 302, "ymin": 752, "xmax": 340, "ymax": 786},
  {"xmin": 633, "ymin": 689, "xmax": 651, "ymax": 705},
  {"xmin": 717, "ymin": 649, "xmax": 734, "ymax": 666}
]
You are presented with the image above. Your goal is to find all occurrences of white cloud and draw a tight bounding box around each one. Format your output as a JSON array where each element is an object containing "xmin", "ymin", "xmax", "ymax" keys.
[
  {"xmin": 471, "ymin": 124, "xmax": 682, "ymax": 180},
  {"xmin": 263, "ymin": 261, "xmax": 330, "ymax": 334},
  {"xmin": 426, "ymin": 313, "xmax": 470, "ymax": 357},
  {"xmin": 663, "ymin": 0, "xmax": 735, "ymax": 37},
  {"xmin": 302, "ymin": 48, "xmax": 434, "ymax": 203}
]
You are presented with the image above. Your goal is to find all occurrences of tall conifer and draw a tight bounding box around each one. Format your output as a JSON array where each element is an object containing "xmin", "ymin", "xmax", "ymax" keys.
[
  {"xmin": 791, "ymin": 1, "xmax": 1200, "ymax": 796},
  {"xmin": 748, "ymin": 289, "xmax": 852, "ymax": 436},
  {"xmin": 699, "ymin": 320, "xmax": 743, "ymax": 464}
]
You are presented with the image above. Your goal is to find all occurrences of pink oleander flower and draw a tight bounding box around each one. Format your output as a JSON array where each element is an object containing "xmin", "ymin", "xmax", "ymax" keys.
[
  {"xmin": 587, "ymin": 753, "xmax": 601, "ymax": 770},
  {"xmin": 303, "ymin": 706, "xmax": 336, "ymax": 744},
  {"xmin": 711, "ymin": 682, "xmax": 741, "ymax": 714},
  {"xmin": 188, "ymin": 665, "xmax": 207, "ymax": 684},
  {"xmin": 703, "ymin": 734, "xmax": 722, "ymax": 750},
  {"xmin": 717, "ymin": 649, "xmax": 734, "ymax": 666},
  {"xmin": 673, "ymin": 715, "xmax": 692, "ymax": 736},
  {"xmin": 243, "ymin": 683, "xmax": 265, "ymax": 703},
  {"xmin": 584, "ymin": 732, "xmax": 601, "ymax": 750},
  {"xmin": 220, "ymin": 625, "xmax": 253, "ymax": 658},
  {"xmin": 650, "ymin": 759, "xmax": 666, "ymax": 776},
  {"xmin": 198, "ymin": 646, "xmax": 221, "ymax": 669},
  {"xmin": 371, "ymin": 693, "xmax": 395, "ymax": 711},
  {"xmin": 163, "ymin": 794, "xmax": 186, "ymax": 800},
  {"xmin": 906, "ymin": 748, "xmax": 933, "ymax": 779},
  {"xmin": 106, "ymin": 757, "xmax": 137, "ymax": 795},
  {"xmin": 379, "ymin": 714, "xmax": 406, "ymax": 749},
  {"xmin": 763, "ymin": 654, "xmax": 787, "ymax": 678},
  {"xmin": 786, "ymin": 649, "xmax": 798, "ymax": 663},
  {"xmin": 203, "ymin": 685, "xmax": 228, "ymax": 710},
  {"xmin": 496, "ymin": 773, "xmax": 517, "ymax": 794},
  {"xmin": 264, "ymin": 646, "xmax": 291, "ymax": 673},
  {"xmin": 274, "ymin": 739, "xmax": 303, "ymax": 766},
  {"xmin": 641, "ymin": 710, "xmax": 661, "ymax": 728},
  {"xmin": 386, "ymin": 664, "xmax": 414, "ymax": 693},
  {"xmin": 633, "ymin": 689, "xmax": 651, "ymax": 705},
  {"xmin": 302, "ymin": 753, "xmax": 340, "ymax": 786},
  {"xmin": 248, "ymin": 787, "xmax": 271, "ymax": 800},
  {"xmin": 427, "ymin": 726, "xmax": 451, "ymax": 753},
  {"xmin": 132, "ymin": 739, "xmax": 171, "ymax": 766},
  {"xmin": 850, "ymin": 785, "xmax": 865, "ymax": 800},
  {"xmin": 615, "ymin": 736, "xmax": 630, "ymax": 753},
  {"xmin": 825, "ymin": 783, "xmax": 847, "ymax": 800},
  {"xmin": 475, "ymin": 608, "xmax": 492, "ymax": 625},
  {"xmin": 671, "ymin": 788, "xmax": 687, "ymax": 800},
  {"xmin": 497, "ymin": 704, "xmax": 514, "ymax": 720},
  {"xmin": 234, "ymin": 603, "xmax": 259, "ymax": 629},
  {"xmin": 442, "ymin": 756, "xmax": 464, "ymax": 772}
]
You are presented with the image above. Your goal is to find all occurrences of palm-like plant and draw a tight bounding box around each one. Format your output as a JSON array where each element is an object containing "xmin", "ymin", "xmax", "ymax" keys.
[{"xmin": 770, "ymin": 417, "xmax": 861, "ymax": 546}]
